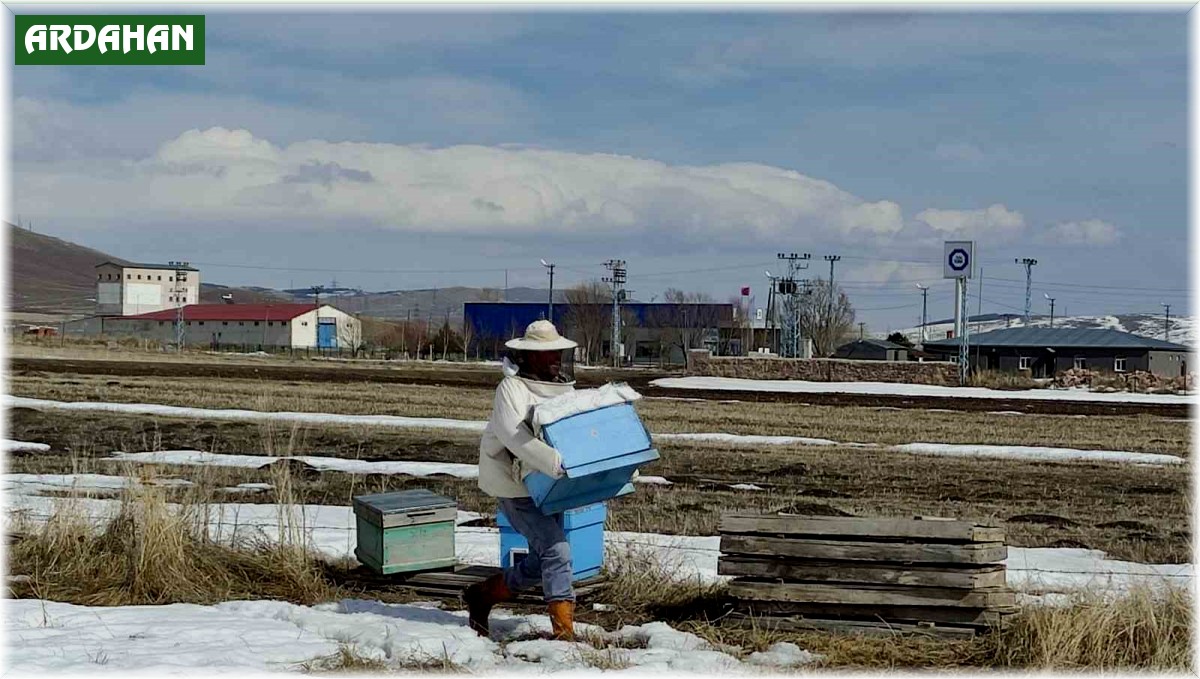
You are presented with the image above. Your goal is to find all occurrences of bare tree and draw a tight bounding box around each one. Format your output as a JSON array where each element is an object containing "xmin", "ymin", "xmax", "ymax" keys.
[
  {"xmin": 563, "ymin": 281, "xmax": 611, "ymax": 365},
  {"xmin": 662, "ymin": 288, "xmax": 721, "ymax": 357},
  {"xmin": 461, "ymin": 317, "xmax": 477, "ymax": 361},
  {"xmin": 478, "ymin": 288, "xmax": 502, "ymax": 302},
  {"xmin": 798, "ymin": 278, "xmax": 856, "ymax": 357},
  {"xmin": 338, "ymin": 316, "xmax": 364, "ymax": 356},
  {"xmin": 434, "ymin": 319, "xmax": 462, "ymax": 360}
]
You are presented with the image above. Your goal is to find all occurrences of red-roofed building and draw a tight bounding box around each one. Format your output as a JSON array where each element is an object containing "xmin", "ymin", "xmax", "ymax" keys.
[{"xmin": 94, "ymin": 303, "xmax": 361, "ymax": 350}]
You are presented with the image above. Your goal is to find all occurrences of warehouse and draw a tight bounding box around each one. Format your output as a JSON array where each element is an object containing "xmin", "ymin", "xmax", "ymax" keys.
[
  {"xmin": 463, "ymin": 301, "xmax": 737, "ymax": 366},
  {"xmin": 91, "ymin": 303, "xmax": 361, "ymax": 350},
  {"xmin": 922, "ymin": 327, "xmax": 1190, "ymax": 378}
]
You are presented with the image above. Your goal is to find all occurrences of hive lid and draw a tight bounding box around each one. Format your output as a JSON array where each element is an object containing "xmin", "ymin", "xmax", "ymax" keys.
[{"xmin": 352, "ymin": 488, "xmax": 456, "ymax": 515}]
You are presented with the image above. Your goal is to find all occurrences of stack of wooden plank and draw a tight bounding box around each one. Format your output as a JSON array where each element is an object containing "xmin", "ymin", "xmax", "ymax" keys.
[{"xmin": 719, "ymin": 513, "xmax": 1016, "ymax": 639}]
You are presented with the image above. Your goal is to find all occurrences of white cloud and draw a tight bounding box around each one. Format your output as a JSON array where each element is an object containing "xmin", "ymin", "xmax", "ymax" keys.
[
  {"xmin": 1038, "ymin": 219, "xmax": 1122, "ymax": 246},
  {"xmin": 914, "ymin": 204, "xmax": 1026, "ymax": 242},
  {"xmin": 846, "ymin": 260, "xmax": 941, "ymax": 285},
  {"xmin": 14, "ymin": 124, "xmax": 907, "ymax": 248}
]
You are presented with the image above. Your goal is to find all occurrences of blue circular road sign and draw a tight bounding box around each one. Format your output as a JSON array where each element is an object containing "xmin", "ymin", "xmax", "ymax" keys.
[{"xmin": 948, "ymin": 248, "xmax": 970, "ymax": 272}]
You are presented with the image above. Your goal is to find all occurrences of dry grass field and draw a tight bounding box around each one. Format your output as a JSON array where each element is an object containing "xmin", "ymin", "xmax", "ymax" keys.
[{"xmin": 5, "ymin": 347, "xmax": 1193, "ymax": 670}]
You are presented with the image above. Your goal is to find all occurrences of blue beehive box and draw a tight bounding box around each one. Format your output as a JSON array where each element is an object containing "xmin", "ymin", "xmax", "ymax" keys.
[
  {"xmin": 498, "ymin": 502, "xmax": 607, "ymax": 581},
  {"xmin": 525, "ymin": 402, "xmax": 659, "ymax": 515}
]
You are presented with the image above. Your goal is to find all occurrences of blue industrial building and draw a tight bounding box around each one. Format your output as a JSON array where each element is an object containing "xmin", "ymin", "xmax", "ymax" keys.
[{"xmin": 463, "ymin": 301, "xmax": 738, "ymax": 365}]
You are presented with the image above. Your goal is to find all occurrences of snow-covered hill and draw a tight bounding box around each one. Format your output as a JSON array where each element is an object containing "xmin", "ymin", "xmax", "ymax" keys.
[{"xmin": 888, "ymin": 313, "xmax": 1195, "ymax": 347}]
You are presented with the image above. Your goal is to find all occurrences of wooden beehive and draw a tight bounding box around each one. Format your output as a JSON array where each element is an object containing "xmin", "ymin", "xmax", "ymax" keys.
[{"xmin": 353, "ymin": 489, "xmax": 457, "ymax": 575}]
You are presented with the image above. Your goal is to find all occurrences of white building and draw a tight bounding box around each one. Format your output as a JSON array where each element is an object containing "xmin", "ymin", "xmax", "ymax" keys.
[
  {"xmin": 95, "ymin": 261, "xmax": 200, "ymax": 316},
  {"xmin": 84, "ymin": 303, "xmax": 361, "ymax": 350}
]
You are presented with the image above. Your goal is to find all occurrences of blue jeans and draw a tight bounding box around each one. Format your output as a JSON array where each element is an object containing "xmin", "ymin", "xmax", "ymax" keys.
[{"xmin": 499, "ymin": 497, "xmax": 575, "ymax": 603}]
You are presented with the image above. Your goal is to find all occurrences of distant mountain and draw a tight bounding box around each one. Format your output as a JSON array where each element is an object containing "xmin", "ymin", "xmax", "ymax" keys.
[
  {"xmin": 7, "ymin": 224, "xmax": 289, "ymax": 317},
  {"xmin": 890, "ymin": 313, "xmax": 1195, "ymax": 347},
  {"xmin": 8, "ymin": 222, "xmax": 127, "ymax": 315}
]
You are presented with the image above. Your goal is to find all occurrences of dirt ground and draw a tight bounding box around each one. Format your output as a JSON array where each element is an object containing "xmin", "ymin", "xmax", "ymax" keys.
[
  {"xmin": 8, "ymin": 401, "xmax": 1189, "ymax": 563},
  {"xmin": 10, "ymin": 352, "xmax": 1187, "ymax": 416}
]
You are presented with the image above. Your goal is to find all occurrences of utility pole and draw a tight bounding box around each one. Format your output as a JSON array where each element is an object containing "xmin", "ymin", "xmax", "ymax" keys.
[
  {"xmin": 311, "ymin": 285, "xmax": 324, "ymax": 310},
  {"xmin": 603, "ymin": 260, "xmax": 626, "ymax": 367},
  {"xmin": 170, "ymin": 261, "xmax": 190, "ymax": 352},
  {"xmin": 976, "ymin": 267, "xmax": 984, "ymax": 334},
  {"xmin": 824, "ymin": 255, "xmax": 841, "ymax": 346},
  {"xmin": 404, "ymin": 308, "xmax": 411, "ymax": 358},
  {"xmin": 1015, "ymin": 258, "xmax": 1038, "ymax": 324},
  {"xmin": 541, "ymin": 259, "xmax": 555, "ymax": 323},
  {"xmin": 775, "ymin": 253, "xmax": 812, "ymax": 358},
  {"xmin": 764, "ymin": 271, "xmax": 779, "ymax": 355},
  {"xmin": 858, "ymin": 322, "xmax": 865, "ymax": 340},
  {"xmin": 428, "ymin": 288, "xmax": 438, "ymax": 361},
  {"xmin": 1162, "ymin": 303, "xmax": 1171, "ymax": 342},
  {"xmin": 915, "ymin": 284, "xmax": 929, "ymax": 346},
  {"xmin": 1045, "ymin": 293, "xmax": 1056, "ymax": 328},
  {"xmin": 957, "ymin": 276, "xmax": 970, "ymax": 385}
]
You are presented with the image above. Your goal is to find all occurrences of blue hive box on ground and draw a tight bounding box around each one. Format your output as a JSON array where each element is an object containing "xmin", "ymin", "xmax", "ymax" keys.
[
  {"xmin": 524, "ymin": 402, "xmax": 659, "ymax": 515},
  {"xmin": 498, "ymin": 502, "xmax": 606, "ymax": 581}
]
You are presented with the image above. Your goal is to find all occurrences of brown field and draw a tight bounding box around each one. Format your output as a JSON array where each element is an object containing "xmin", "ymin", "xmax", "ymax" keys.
[{"xmin": 5, "ymin": 346, "xmax": 1193, "ymax": 669}]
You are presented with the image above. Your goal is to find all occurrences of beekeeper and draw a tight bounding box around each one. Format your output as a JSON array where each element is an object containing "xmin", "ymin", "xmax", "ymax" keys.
[{"xmin": 465, "ymin": 319, "xmax": 579, "ymax": 641}]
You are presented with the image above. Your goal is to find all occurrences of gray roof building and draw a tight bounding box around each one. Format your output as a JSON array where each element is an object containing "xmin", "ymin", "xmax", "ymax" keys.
[
  {"xmin": 923, "ymin": 327, "xmax": 1189, "ymax": 378},
  {"xmin": 924, "ymin": 327, "xmax": 1188, "ymax": 352}
]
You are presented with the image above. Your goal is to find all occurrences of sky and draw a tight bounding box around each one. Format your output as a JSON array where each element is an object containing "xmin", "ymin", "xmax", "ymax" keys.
[{"xmin": 10, "ymin": 7, "xmax": 1190, "ymax": 332}]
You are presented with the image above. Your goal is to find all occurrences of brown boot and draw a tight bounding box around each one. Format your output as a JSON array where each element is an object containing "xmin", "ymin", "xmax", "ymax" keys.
[
  {"xmin": 464, "ymin": 573, "xmax": 511, "ymax": 637},
  {"xmin": 548, "ymin": 600, "xmax": 576, "ymax": 641}
]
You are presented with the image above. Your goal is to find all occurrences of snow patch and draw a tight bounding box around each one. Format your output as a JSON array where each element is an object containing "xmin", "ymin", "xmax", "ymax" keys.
[
  {"xmin": 106, "ymin": 450, "xmax": 480, "ymax": 479},
  {"xmin": 4, "ymin": 395, "xmax": 489, "ymax": 432},
  {"xmin": 2, "ymin": 439, "xmax": 50, "ymax": 453},
  {"xmin": 652, "ymin": 376, "xmax": 1191, "ymax": 405},
  {"xmin": 656, "ymin": 432, "xmax": 838, "ymax": 447},
  {"xmin": 892, "ymin": 442, "xmax": 1184, "ymax": 466},
  {"xmin": 747, "ymin": 642, "xmax": 822, "ymax": 667}
]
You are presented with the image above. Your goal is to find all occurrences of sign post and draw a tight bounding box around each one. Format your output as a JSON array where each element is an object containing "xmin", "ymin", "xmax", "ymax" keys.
[{"xmin": 943, "ymin": 241, "xmax": 974, "ymax": 385}]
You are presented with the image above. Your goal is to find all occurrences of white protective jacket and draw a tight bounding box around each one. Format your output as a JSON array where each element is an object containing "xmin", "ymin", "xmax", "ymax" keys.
[{"xmin": 477, "ymin": 358, "xmax": 573, "ymax": 498}]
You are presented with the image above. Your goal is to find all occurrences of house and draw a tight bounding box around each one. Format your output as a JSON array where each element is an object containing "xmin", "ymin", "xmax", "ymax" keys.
[
  {"xmin": 832, "ymin": 339, "xmax": 909, "ymax": 362},
  {"xmin": 74, "ymin": 303, "xmax": 361, "ymax": 350},
  {"xmin": 922, "ymin": 327, "xmax": 1190, "ymax": 378}
]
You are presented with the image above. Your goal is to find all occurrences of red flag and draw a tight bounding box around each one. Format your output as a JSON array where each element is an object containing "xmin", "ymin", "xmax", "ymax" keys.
[{"xmin": 740, "ymin": 287, "xmax": 750, "ymax": 296}]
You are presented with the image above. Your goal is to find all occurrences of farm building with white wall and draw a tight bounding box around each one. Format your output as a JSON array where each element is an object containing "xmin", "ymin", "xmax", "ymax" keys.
[
  {"xmin": 95, "ymin": 261, "xmax": 200, "ymax": 317},
  {"xmin": 67, "ymin": 303, "xmax": 361, "ymax": 350}
]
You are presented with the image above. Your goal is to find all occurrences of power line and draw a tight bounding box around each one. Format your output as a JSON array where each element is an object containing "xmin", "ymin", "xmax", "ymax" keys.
[
  {"xmin": 626, "ymin": 261, "xmax": 778, "ymax": 279},
  {"xmin": 984, "ymin": 276, "xmax": 1188, "ymax": 293}
]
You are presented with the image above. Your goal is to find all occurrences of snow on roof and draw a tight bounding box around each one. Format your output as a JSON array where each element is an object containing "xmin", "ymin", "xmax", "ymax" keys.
[{"xmin": 924, "ymin": 326, "xmax": 1189, "ymax": 351}]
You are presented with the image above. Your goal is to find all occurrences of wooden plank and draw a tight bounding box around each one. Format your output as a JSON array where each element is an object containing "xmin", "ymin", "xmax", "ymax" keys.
[
  {"xmin": 722, "ymin": 615, "xmax": 978, "ymax": 640},
  {"xmin": 719, "ymin": 513, "xmax": 1004, "ymax": 543},
  {"xmin": 728, "ymin": 580, "xmax": 1017, "ymax": 609},
  {"xmin": 737, "ymin": 601, "xmax": 1017, "ymax": 627},
  {"xmin": 720, "ymin": 535, "xmax": 1007, "ymax": 564},
  {"xmin": 717, "ymin": 557, "xmax": 1007, "ymax": 588}
]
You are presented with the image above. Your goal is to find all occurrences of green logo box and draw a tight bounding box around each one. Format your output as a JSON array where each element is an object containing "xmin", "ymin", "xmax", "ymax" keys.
[{"xmin": 16, "ymin": 15, "xmax": 204, "ymax": 65}]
